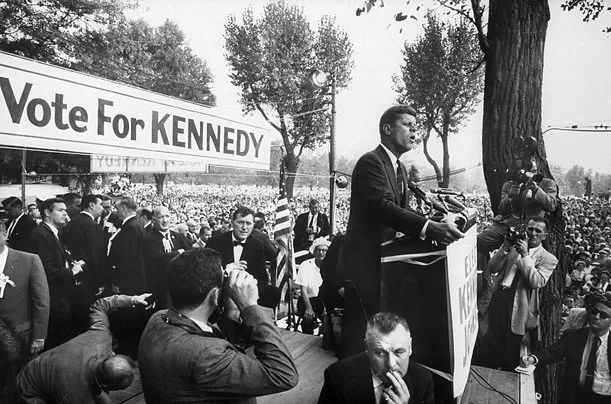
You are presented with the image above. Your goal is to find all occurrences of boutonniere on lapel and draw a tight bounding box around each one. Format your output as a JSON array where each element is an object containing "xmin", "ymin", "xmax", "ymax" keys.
[
  {"xmin": 104, "ymin": 221, "xmax": 117, "ymax": 234},
  {"xmin": 0, "ymin": 273, "xmax": 15, "ymax": 298}
]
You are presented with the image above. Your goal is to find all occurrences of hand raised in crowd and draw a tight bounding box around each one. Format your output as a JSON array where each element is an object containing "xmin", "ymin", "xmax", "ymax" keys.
[
  {"xmin": 131, "ymin": 293, "xmax": 153, "ymax": 307},
  {"xmin": 226, "ymin": 269, "xmax": 259, "ymax": 310},
  {"xmin": 426, "ymin": 221, "xmax": 464, "ymax": 246},
  {"xmin": 70, "ymin": 260, "xmax": 84, "ymax": 276},
  {"xmin": 30, "ymin": 338, "xmax": 45, "ymax": 355},
  {"xmin": 383, "ymin": 370, "xmax": 410, "ymax": 404},
  {"xmin": 226, "ymin": 260, "xmax": 248, "ymax": 272}
]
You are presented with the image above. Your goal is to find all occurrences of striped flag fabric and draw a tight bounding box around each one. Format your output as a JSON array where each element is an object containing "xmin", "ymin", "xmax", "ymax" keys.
[{"xmin": 274, "ymin": 168, "xmax": 294, "ymax": 306}]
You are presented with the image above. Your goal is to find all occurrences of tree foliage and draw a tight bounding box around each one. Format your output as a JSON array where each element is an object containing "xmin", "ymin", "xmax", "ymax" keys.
[
  {"xmin": 394, "ymin": 13, "xmax": 484, "ymax": 187},
  {"xmin": 0, "ymin": 2, "xmax": 215, "ymax": 195},
  {"xmin": 224, "ymin": 0, "xmax": 353, "ymax": 197}
]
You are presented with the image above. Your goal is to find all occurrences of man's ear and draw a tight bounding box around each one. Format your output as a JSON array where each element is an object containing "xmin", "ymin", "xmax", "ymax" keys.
[{"xmin": 208, "ymin": 287, "xmax": 220, "ymax": 307}]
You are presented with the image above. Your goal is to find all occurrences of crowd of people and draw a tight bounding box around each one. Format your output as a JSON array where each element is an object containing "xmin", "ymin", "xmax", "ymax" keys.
[{"xmin": 1, "ymin": 105, "xmax": 611, "ymax": 403}]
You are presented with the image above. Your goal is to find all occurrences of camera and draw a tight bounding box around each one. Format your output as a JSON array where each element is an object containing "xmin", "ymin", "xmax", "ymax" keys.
[{"xmin": 507, "ymin": 225, "xmax": 527, "ymax": 244}]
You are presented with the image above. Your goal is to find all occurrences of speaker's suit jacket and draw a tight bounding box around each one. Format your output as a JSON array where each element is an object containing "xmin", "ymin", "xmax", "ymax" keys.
[
  {"xmin": 534, "ymin": 327, "xmax": 610, "ymax": 403},
  {"xmin": 206, "ymin": 231, "xmax": 268, "ymax": 286},
  {"xmin": 337, "ymin": 145, "xmax": 427, "ymax": 315},
  {"xmin": 6, "ymin": 214, "xmax": 37, "ymax": 252},
  {"xmin": 318, "ymin": 352, "xmax": 434, "ymax": 404},
  {"xmin": 0, "ymin": 248, "xmax": 49, "ymax": 342},
  {"xmin": 107, "ymin": 216, "xmax": 145, "ymax": 295}
]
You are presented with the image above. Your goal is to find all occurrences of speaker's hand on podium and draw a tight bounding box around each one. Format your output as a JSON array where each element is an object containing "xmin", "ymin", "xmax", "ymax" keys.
[{"xmin": 426, "ymin": 221, "xmax": 464, "ymax": 246}]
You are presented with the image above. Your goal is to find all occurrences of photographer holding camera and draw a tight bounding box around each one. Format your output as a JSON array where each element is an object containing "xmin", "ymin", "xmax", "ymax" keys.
[
  {"xmin": 138, "ymin": 248, "xmax": 298, "ymax": 403},
  {"xmin": 478, "ymin": 217, "xmax": 558, "ymax": 370}
]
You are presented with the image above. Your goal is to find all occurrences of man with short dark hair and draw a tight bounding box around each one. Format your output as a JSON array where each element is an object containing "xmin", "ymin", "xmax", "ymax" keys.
[
  {"xmin": 26, "ymin": 198, "xmax": 83, "ymax": 349},
  {"xmin": 138, "ymin": 248, "xmax": 298, "ymax": 403},
  {"xmin": 62, "ymin": 192, "xmax": 82, "ymax": 221},
  {"xmin": 481, "ymin": 216, "xmax": 558, "ymax": 370},
  {"xmin": 16, "ymin": 294, "xmax": 150, "ymax": 404},
  {"xmin": 319, "ymin": 312, "xmax": 434, "ymax": 404},
  {"xmin": 521, "ymin": 293, "xmax": 611, "ymax": 403},
  {"xmin": 337, "ymin": 105, "xmax": 464, "ymax": 357},
  {"xmin": 294, "ymin": 199, "xmax": 330, "ymax": 251},
  {"xmin": 2, "ymin": 196, "xmax": 37, "ymax": 252},
  {"xmin": 61, "ymin": 194, "xmax": 105, "ymax": 334},
  {"xmin": 137, "ymin": 207, "xmax": 153, "ymax": 232},
  {"xmin": 207, "ymin": 206, "xmax": 279, "ymax": 309}
]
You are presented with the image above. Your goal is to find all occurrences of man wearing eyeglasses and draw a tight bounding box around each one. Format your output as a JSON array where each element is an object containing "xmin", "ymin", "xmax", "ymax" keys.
[
  {"xmin": 521, "ymin": 293, "xmax": 611, "ymax": 404},
  {"xmin": 480, "ymin": 216, "xmax": 558, "ymax": 371}
]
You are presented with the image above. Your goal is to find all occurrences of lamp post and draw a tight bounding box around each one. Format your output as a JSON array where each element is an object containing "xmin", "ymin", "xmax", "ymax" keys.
[{"xmin": 311, "ymin": 69, "xmax": 337, "ymax": 235}]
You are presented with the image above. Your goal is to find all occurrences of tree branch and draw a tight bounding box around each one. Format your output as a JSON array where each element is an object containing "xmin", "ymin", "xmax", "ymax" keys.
[
  {"xmin": 470, "ymin": 0, "xmax": 489, "ymax": 54},
  {"xmin": 249, "ymin": 85, "xmax": 282, "ymax": 133},
  {"xmin": 438, "ymin": 0, "xmax": 476, "ymax": 26},
  {"xmin": 469, "ymin": 56, "xmax": 486, "ymax": 73}
]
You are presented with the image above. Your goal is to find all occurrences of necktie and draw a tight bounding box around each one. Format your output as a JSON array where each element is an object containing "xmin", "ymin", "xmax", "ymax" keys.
[
  {"xmin": 396, "ymin": 159, "xmax": 405, "ymax": 203},
  {"xmin": 308, "ymin": 214, "xmax": 315, "ymax": 228},
  {"xmin": 162, "ymin": 233, "xmax": 174, "ymax": 253},
  {"xmin": 233, "ymin": 240, "xmax": 245, "ymax": 247},
  {"xmin": 6, "ymin": 217, "xmax": 18, "ymax": 238},
  {"xmin": 584, "ymin": 336, "xmax": 600, "ymax": 391}
]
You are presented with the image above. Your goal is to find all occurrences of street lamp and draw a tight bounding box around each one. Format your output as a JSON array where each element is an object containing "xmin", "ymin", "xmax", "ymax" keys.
[{"xmin": 311, "ymin": 69, "xmax": 337, "ymax": 236}]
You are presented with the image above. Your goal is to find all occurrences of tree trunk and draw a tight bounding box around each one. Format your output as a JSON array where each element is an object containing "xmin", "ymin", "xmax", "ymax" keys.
[
  {"xmin": 153, "ymin": 173, "xmax": 166, "ymax": 196},
  {"xmin": 283, "ymin": 153, "xmax": 299, "ymax": 199},
  {"xmin": 482, "ymin": 2, "xmax": 563, "ymax": 403},
  {"xmin": 440, "ymin": 118, "xmax": 450, "ymax": 188},
  {"xmin": 422, "ymin": 128, "xmax": 442, "ymax": 185},
  {"xmin": 482, "ymin": 0, "xmax": 551, "ymax": 214}
]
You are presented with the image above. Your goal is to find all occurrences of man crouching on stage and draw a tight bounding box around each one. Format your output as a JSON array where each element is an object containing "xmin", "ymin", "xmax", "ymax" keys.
[{"xmin": 138, "ymin": 248, "xmax": 298, "ymax": 403}]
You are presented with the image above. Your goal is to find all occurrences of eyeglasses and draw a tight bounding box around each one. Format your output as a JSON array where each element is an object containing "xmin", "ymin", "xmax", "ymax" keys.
[{"xmin": 587, "ymin": 306, "xmax": 611, "ymax": 319}]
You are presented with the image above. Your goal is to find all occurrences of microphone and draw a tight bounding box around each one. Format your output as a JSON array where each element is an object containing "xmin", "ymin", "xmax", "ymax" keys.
[
  {"xmin": 407, "ymin": 182, "xmax": 448, "ymax": 214},
  {"xmin": 429, "ymin": 188, "xmax": 464, "ymax": 197},
  {"xmin": 444, "ymin": 195, "xmax": 467, "ymax": 211}
]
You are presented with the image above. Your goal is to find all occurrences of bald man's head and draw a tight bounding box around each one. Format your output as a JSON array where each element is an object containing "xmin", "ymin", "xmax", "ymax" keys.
[{"xmin": 95, "ymin": 355, "xmax": 135, "ymax": 391}]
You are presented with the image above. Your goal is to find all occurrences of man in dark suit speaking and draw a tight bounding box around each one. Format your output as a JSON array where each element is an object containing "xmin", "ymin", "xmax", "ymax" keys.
[
  {"xmin": 294, "ymin": 199, "xmax": 330, "ymax": 252},
  {"xmin": 319, "ymin": 312, "xmax": 434, "ymax": 404},
  {"xmin": 337, "ymin": 105, "xmax": 464, "ymax": 357}
]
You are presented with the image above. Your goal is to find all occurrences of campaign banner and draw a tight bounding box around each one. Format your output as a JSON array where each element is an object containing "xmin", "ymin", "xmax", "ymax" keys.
[
  {"xmin": 0, "ymin": 51, "xmax": 270, "ymax": 169},
  {"xmin": 379, "ymin": 225, "xmax": 478, "ymax": 398},
  {"xmin": 90, "ymin": 154, "xmax": 209, "ymax": 173}
]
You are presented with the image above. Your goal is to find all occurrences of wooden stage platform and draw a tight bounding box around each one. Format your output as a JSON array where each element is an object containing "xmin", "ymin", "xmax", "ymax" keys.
[{"xmin": 110, "ymin": 329, "xmax": 535, "ymax": 404}]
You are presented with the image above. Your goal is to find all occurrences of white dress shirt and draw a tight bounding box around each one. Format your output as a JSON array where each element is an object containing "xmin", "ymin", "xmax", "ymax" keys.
[
  {"xmin": 232, "ymin": 234, "xmax": 245, "ymax": 263},
  {"xmin": 0, "ymin": 246, "xmax": 8, "ymax": 276},
  {"xmin": 580, "ymin": 330, "xmax": 611, "ymax": 395}
]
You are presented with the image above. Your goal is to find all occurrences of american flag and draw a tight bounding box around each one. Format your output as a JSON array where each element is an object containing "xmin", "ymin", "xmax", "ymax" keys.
[{"xmin": 273, "ymin": 164, "xmax": 294, "ymax": 306}]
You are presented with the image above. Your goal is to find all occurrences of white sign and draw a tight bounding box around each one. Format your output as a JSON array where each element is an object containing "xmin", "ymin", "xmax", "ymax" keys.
[
  {"xmin": 0, "ymin": 52, "xmax": 270, "ymax": 169},
  {"xmin": 90, "ymin": 154, "xmax": 208, "ymax": 173},
  {"xmin": 445, "ymin": 226, "xmax": 478, "ymax": 397}
]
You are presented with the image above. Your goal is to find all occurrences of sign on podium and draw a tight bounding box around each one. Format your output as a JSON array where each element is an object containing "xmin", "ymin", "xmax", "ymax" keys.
[{"xmin": 380, "ymin": 225, "xmax": 478, "ymax": 398}]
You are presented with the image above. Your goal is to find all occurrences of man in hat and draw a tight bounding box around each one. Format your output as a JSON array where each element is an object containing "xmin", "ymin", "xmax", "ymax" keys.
[
  {"xmin": 2, "ymin": 196, "xmax": 37, "ymax": 252},
  {"xmin": 295, "ymin": 237, "xmax": 329, "ymax": 334},
  {"xmin": 522, "ymin": 293, "xmax": 611, "ymax": 403}
]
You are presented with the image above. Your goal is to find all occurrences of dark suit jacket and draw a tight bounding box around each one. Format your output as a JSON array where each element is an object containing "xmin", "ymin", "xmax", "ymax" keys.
[
  {"xmin": 61, "ymin": 212, "xmax": 104, "ymax": 293},
  {"xmin": 16, "ymin": 295, "xmax": 133, "ymax": 404},
  {"xmin": 6, "ymin": 214, "xmax": 37, "ymax": 252},
  {"xmin": 337, "ymin": 145, "xmax": 427, "ymax": 314},
  {"xmin": 294, "ymin": 211, "xmax": 331, "ymax": 251},
  {"xmin": 206, "ymin": 231, "xmax": 269, "ymax": 286},
  {"xmin": 318, "ymin": 352, "xmax": 434, "ymax": 404},
  {"xmin": 108, "ymin": 216, "xmax": 145, "ymax": 295},
  {"xmin": 535, "ymin": 327, "xmax": 611, "ymax": 403},
  {"xmin": 143, "ymin": 230, "xmax": 184, "ymax": 302},
  {"xmin": 0, "ymin": 248, "xmax": 49, "ymax": 340},
  {"xmin": 25, "ymin": 223, "xmax": 72, "ymax": 310}
]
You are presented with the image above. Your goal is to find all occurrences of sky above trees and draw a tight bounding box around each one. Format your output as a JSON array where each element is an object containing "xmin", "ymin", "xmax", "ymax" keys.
[{"xmin": 131, "ymin": 0, "xmax": 611, "ymax": 173}]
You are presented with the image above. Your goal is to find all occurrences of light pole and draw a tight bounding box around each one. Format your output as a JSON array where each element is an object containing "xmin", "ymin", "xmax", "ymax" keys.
[{"xmin": 311, "ymin": 69, "xmax": 337, "ymax": 235}]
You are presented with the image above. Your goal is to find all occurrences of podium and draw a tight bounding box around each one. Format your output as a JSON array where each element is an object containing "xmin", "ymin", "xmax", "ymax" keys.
[{"xmin": 380, "ymin": 225, "xmax": 478, "ymax": 399}]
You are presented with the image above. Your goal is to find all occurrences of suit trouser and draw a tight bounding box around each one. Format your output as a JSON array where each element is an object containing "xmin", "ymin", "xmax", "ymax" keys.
[
  {"xmin": 297, "ymin": 296, "xmax": 324, "ymax": 335},
  {"xmin": 485, "ymin": 287, "xmax": 523, "ymax": 371}
]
